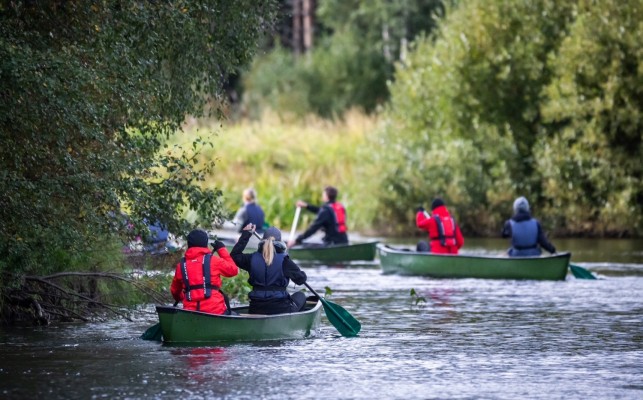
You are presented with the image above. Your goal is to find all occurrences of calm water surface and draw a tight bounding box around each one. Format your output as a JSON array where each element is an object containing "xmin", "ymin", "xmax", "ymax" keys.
[{"xmin": 1, "ymin": 238, "xmax": 641, "ymax": 399}]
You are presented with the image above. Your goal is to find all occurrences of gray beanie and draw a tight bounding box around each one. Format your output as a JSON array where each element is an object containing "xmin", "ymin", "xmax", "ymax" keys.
[
  {"xmin": 263, "ymin": 226, "xmax": 282, "ymax": 241},
  {"xmin": 513, "ymin": 196, "xmax": 530, "ymax": 213}
]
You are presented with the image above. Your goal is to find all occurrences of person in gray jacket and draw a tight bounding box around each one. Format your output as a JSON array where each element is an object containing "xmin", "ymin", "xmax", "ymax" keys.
[{"xmin": 502, "ymin": 196, "xmax": 556, "ymax": 257}]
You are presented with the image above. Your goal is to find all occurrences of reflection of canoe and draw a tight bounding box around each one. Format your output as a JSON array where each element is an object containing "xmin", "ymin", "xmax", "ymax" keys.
[
  {"xmin": 288, "ymin": 241, "xmax": 379, "ymax": 263},
  {"xmin": 157, "ymin": 298, "xmax": 322, "ymax": 343},
  {"xmin": 377, "ymin": 244, "xmax": 571, "ymax": 280}
]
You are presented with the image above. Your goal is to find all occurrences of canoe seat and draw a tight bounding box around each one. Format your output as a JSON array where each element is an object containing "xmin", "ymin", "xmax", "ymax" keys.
[{"xmin": 237, "ymin": 313, "xmax": 267, "ymax": 318}]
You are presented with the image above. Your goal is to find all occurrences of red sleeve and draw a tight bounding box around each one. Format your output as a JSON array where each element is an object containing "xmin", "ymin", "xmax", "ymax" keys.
[
  {"xmin": 212, "ymin": 248, "xmax": 239, "ymax": 278},
  {"xmin": 455, "ymin": 225, "xmax": 465, "ymax": 249},
  {"xmin": 170, "ymin": 264, "xmax": 184, "ymax": 302},
  {"xmin": 416, "ymin": 211, "xmax": 433, "ymax": 231}
]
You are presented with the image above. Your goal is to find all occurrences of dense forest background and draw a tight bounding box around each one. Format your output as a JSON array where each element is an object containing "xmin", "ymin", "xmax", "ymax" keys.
[{"xmin": 0, "ymin": 0, "xmax": 640, "ymax": 323}]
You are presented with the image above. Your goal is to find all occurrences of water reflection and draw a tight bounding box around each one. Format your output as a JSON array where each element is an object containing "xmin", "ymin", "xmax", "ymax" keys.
[{"xmin": 169, "ymin": 347, "xmax": 228, "ymax": 384}]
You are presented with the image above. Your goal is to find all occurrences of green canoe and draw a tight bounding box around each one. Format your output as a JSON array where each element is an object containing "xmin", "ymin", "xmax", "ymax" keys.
[
  {"xmin": 377, "ymin": 244, "xmax": 571, "ymax": 280},
  {"xmin": 288, "ymin": 241, "xmax": 379, "ymax": 263},
  {"xmin": 156, "ymin": 298, "xmax": 322, "ymax": 344}
]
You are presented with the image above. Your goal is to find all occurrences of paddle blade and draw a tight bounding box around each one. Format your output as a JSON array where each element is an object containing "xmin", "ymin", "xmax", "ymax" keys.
[
  {"xmin": 570, "ymin": 263, "xmax": 596, "ymax": 280},
  {"xmin": 140, "ymin": 323, "xmax": 163, "ymax": 341},
  {"xmin": 320, "ymin": 298, "xmax": 361, "ymax": 337}
]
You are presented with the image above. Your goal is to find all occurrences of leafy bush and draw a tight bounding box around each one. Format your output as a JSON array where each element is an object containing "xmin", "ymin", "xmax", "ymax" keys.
[
  {"xmin": 536, "ymin": 0, "xmax": 642, "ymax": 235},
  {"xmin": 242, "ymin": 32, "xmax": 388, "ymax": 119}
]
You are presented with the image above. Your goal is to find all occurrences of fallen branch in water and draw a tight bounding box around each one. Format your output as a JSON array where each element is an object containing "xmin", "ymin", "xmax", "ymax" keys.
[
  {"xmin": 38, "ymin": 271, "xmax": 168, "ymax": 305},
  {"xmin": 24, "ymin": 275, "xmax": 132, "ymax": 320},
  {"xmin": 2, "ymin": 269, "xmax": 171, "ymax": 325}
]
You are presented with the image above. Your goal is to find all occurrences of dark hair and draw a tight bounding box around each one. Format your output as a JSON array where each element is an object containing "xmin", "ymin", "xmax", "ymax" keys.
[
  {"xmin": 324, "ymin": 186, "xmax": 338, "ymax": 202},
  {"xmin": 431, "ymin": 198, "xmax": 445, "ymax": 210}
]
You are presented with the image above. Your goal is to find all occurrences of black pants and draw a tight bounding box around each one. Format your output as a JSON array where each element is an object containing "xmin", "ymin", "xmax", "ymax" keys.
[{"xmin": 248, "ymin": 291, "xmax": 307, "ymax": 315}]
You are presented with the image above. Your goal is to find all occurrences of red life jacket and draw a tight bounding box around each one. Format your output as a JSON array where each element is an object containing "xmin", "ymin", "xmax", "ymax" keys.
[
  {"xmin": 430, "ymin": 215, "xmax": 457, "ymax": 247},
  {"xmin": 330, "ymin": 202, "xmax": 347, "ymax": 233},
  {"xmin": 179, "ymin": 254, "xmax": 219, "ymax": 302}
]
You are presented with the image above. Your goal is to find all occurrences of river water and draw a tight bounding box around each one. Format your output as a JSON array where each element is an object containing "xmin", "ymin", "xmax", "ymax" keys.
[{"xmin": 1, "ymin": 238, "xmax": 641, "ymax": 399}]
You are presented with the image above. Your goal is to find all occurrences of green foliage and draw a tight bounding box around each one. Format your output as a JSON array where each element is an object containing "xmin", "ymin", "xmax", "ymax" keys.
[
  {"xmin": 221, "ymin": 270, "xmax": 252, "ymax": 304},
  {"xmin": 0, "ymin": 1, "xmax": 277, "ymax": 276},
  {"xmin": 376, "ymin": 0, "xmax": 641, "ymax": 236},
  {"xmin": 317, "ymin": 0, "xmax": 446, "ymax": 63},
  {"xmin": 410, "ymin": 288, "xmax": 426, "ymax": 305},
  {"xmin": 536, "ymin": 0, "xmax": 642, "ymax": 235},
  {"xmin": 307, "ymin": 32, "xmax": 389, "ymax": 117},
  {"xmin": 242, "ymin": 0, "xmax": 446, "ymax": 119},
  {"xmin": 377, "ymin": 0, "xmax": 568, "ymax": 234},
  {"xmin": 243, "ymin": 32, "xmax": 388, "ymax": 119},
  {"xmin": 241, "ymin": 46, "xmax": 311, "ymax": 119}
]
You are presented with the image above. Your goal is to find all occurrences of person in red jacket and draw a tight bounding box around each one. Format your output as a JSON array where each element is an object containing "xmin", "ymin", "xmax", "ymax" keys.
[
  {"xmin": 170, "ymin": 229, "xmax": 238, "ymax": 314},
  {"xmin": 415, "ymin": 198, "xmax": 464, "ymax": 254}
]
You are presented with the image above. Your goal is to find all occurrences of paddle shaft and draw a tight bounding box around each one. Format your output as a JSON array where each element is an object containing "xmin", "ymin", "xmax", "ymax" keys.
[
  {"xmin": 303, "ymin": 282, "xmax": 322, "ymax": 300},
  {"xmin": 289, "ymin": 206, "xmax": 301, "ymax": 241},
  {"xmin": 251, "ymin": 229, "xmax": 360, "ymax": 336}
]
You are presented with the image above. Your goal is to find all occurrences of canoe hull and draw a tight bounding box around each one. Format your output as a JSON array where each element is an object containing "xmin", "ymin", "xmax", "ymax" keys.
[
  {"xmin": 157, "ymin": 299, "xmax": 322, "ymax": 344},
  {"xmin": 289, "ymin": 241, "xmax": 379, "ymax": 263},
  {"xmin": 378, "ymin": 245, "xmax": 570, "ymax": 280}
]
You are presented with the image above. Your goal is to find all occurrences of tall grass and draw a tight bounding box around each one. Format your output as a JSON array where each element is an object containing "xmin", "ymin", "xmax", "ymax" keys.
[{"xmin": 171, "ymin": 110, "xmax": 381, "ymax": 234}]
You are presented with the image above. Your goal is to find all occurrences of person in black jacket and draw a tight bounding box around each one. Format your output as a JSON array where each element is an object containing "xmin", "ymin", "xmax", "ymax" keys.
[
  {"xmin": 287, "ymin": 186, "xmax": 348, "ymax": 248},
  {"xmin": 231, "ymin": 224, "xmax": 308, "ymax": 314},
  {"xmin": 502, "ymin": 196, "xmax": 556, "ymax": 257}
]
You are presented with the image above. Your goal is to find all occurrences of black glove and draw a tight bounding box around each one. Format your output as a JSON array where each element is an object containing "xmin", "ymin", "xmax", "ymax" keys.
[
  {"xmin": 415, "ymin": 205, "xmax": 425, "ymax": 213},
  {"xmin": 211, "ymin": 240, "xmax": 226, "ymax": 251}
]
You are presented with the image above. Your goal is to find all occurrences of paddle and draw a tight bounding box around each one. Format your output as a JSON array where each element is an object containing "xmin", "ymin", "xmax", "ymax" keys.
[
  {"xmin": 140, "ymin": 322, "xmax": 162, "ymax": 341},
  {"xmin": 303, "ymin": 282, "xmax": 361, "ymax": 337},
  {"xmin": 289, "ymin": 206, "xmax": 302, "ymax": 242},
  {"xmin": 569, "ymin": 263, "xmax": 596, "ymax": 279},
  {"xmin": 140, "ymin": 301, "xmax": 178, "ymax": 341},
  {"xmin": 250, "ymin": 229, "xmax": 361, "ymax": 337}
]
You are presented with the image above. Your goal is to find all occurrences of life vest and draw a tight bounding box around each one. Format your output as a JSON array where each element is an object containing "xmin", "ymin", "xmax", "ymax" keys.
[
  {"xmin": 329, "ymin": 202, "xmax": 347, "ymax": 233},
  {"xmin": 430, "ymin": 215, "xmax": 457, "ymax": 247},
  {"xmin": 248, "ymin": 252, "xmax": 289, "ymax": 300},
  {"xmin": 509, "ymin": 219, "xmax": 539, "ymax": 251},
  {"xmin": 179, "ymin": 253, "xmax": 219, "ymax": 302},
  {"xmin": 244, "ymin": 203, "xmax": 265, "ymax": 233}
]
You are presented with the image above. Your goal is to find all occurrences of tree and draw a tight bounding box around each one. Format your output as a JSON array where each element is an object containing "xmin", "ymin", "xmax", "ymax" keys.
[
  {"xmin": 376, "ymin": 0, "xmax": 576, "ymax": 234},
  {"xmin": 537, "ymin": 0, "xmax": 642, "ymax": 235},
  {"xmin": 376, "ymin": 0, "xmax": 641, "ymax": 236},
  {"xmin": 0, "ymin": 1, "xmax": 277, "ymax": 321},
  {"xmin": 241, "ymin": 0, "xmax": 448, "ymax": 118}
]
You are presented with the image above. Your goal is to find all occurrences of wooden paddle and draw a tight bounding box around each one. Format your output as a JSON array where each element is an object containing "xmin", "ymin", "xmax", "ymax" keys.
[
  {"xmin": 569, "ymin": 263, "xmax": 596, "ymax": 279},
  {"xmin": 289, "ymin": 206, "xmax": 301, "ymax": 242},
  {"xmin": 250, "ymin": 229, "xmax": 361, "ymax": 337}
]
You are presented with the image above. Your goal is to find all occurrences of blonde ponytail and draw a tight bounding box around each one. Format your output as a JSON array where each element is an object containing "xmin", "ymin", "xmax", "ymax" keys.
[{"xmin": 262, "ymin": 237, "xmax": 275, "ymax": 266}]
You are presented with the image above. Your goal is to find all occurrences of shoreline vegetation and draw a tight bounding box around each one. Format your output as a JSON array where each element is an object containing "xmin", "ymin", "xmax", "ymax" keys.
[{"xmin": 176, "ymin": 109, "xmax": 640, "ymax": 239}]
